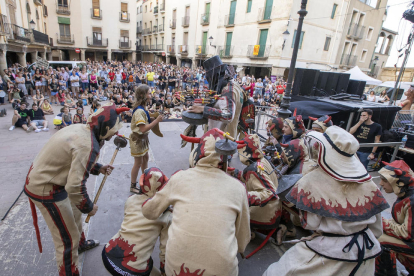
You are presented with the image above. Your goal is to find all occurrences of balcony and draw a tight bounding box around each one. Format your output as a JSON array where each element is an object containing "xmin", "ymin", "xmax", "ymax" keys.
[
  {"xmin": 170, "ymin": 19, "xmax": 176, "ymax": 29},
  {"xmin": 33, "ymin": 0, "xmax": 42, "ymax": 6},
  {"xmin": 56, "ymin": 5, "xmax": 70, "ymax": 15},
  {"xmin": 167, "ymin": 45, "xmax": 175, "ymax": 55},
  {"xmin": 57, "ymin": 34, "xmax": 75, "ymax": 44},
  {"xmin": 136, "ymin": 27, "xmax": 142, "ymax": 35},
  {"xmin": 201, "ymin": 13, "xmax": 210, "ymax": 25},
  {"xmin": 154, "ymin": 6, "xmax": 158, "ymax": 15},
  {"xmin": 160, "ymin": 2, "xmax": 165, "ymax": 13},
  {"xmin": 86, "ymin": 36, "xmax": 108, "ymax": 47},
  {"xmin": 224, "ymin": 14, "xmax": 235, "ymax": 27},
  {"xmin": 340, "ymin": 54, "xmax": 357, "ymax": 67},
  {"xmin": 119, "ymin": 39, "xmax": 131, "ymax": 49},
  {"xmin": 0, "ymin": 15, "xmax": 11, "ymax": 36},
  {"xmin": 136, "ymin": 45, "xmax": 143, "ymax": 52},
  {"xmin": 150, "ymin": 44, "xmax": 156, "ymax": 50},
  {"xmin": 247, "ymin": 45, "xmax": 271, "ymax": 59},
  {"xmin": 195, "ymin": 45, "xmax": 208, "ymax": 56},
  {"xmin": 153, "ymin": 25, "xmax": 158, "ymax": 33},
  {"xmin": 33, "ymin": 29, "xmax": 49, "ymax": 45},
  {"xmin": 91, "ymin": 8, "xmax": 102, "ymax": 19},
  {"xmin": 6, "ymin": 24, "xmax": 31, "ymax": 43},
  {"xmin": 143, "ymin": 45, "xmax": 151, "ymax": 51},
  {"xmin": 217, "ymin": 45, "xmax": 234, "ymax": 58},
  {"xmin": 142, "ymin": 28, "xmax": 152, "ymax": 35},
  {"xmin": 158, "ymin": 24, "xmax": 165, "ymax": 33},
  {"xmin": 120, "ymin": 12, "xmax": 130, "ymax": 23},
  {"xmin": 182, "ymin": 16, "xmax": 190, "ymax": 27},
  {"xmin": 347, "ymin": 24, "xmax": 365, "ymax": 40},
  {"xmin": 156, "ymin": 44, "xmax": 164, "ymax": 51},
  {"xmin": 258, "ymin": 6, "xmax": 272, "ymax": 23},
  {"xmin": 178, "ymin": 45, "xmax": 188, "ymax": 55}
]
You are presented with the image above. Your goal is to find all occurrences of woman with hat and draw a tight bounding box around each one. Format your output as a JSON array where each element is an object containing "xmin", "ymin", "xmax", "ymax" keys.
[
  {"xmin": 375, "ymin": 160, "xmax": 414, "ymax": 276},
  {"xmin": 281, "ymin": 111, "xmax": 306, "ymax": 144},
  {"xmin": 263, "ymin": 126, "xmax": 389, "ymax": 276}
]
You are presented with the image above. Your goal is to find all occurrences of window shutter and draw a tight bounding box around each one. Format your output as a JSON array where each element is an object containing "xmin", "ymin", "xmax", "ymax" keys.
[
  {"xmin": 93, "ymin": 27, "xmax": 101, "ymax": 33},
  {"xmin": 58, "ymin": 16, "xmax": 70, "ymax": 24},
  {"xmin": 121, "ymin": 3, "xmax": 128, "ymax": 12},
  {"xmin": 92, "ymin": 0, "xmax": 100, "ymax": 8},
  {"xmin": 121, "ymin": 30, "xmax": 129, "ymax": 37}
]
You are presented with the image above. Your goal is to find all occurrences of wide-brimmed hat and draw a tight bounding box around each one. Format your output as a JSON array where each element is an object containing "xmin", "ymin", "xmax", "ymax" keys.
[
  {"xmin": 307, "ymin": 126, "xmax": 371, "ymax": 183},
  {"xmin": 203, "ymin": 55, "xmax": 226, "ymax": 73}
]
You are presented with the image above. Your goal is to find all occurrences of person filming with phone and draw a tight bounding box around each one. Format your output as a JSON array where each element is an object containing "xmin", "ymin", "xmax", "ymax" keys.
[{"xmin": 349, "ymin": 109, "xmax": 382, "ymax": 169}]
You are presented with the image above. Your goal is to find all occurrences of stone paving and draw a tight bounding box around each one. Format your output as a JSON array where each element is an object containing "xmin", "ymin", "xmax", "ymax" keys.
[{"xmin": 0, "ymin": 99, "xmax": 405, "ymax": 275}]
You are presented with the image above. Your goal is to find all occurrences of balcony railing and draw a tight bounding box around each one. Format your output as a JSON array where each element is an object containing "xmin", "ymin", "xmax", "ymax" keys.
[
  {"xmin": 56, "ymin": 5, "xmax": 70, "ymax": 15},
  {"xmin": 136, "ymin": 27, "xmax": 142, "ymax": 34},
  {"xmin": 87, "ymin": 36, "xmax": 108, "ymax": 47},
  {"xmin": 150, "ymin": 44, "xmax": 156, "ymax": 50},
  {"xmin": 120, "ymin": 12, "xmax": 130, "ymax": 22},
  {"xmin": 159, "ymin": 24, "xmax": 165, "ymax": 33},
  {"xmin": 201, "ymin": 13, "xmax": 210, "ymax": 25},
  {"xmin": 258, "ymin": 6, "xmax": 272, "ymax": 23},
  {"xmin": 91, "ymin": 8, "xmax": 102, "ymax": 19},
  {"xmin": 57, "ymin": 34, "xmax": 75, "ymax": 44},
  {"xmin": 170, "ymin": 19, "xmax": 176, "ymax": 29},
  {"xmin": 33, "ymin": 0, "xmax": 42, "ymax": 6},
  {"xmin": 160, "ymin": 2, "xmax": 165, "ymax": 12},
  {"xmin": 119, "ymin": 39, "xmax": 131, "ymax": 49},
  {"xmin": 182, "ymin": 16, "xmax": 190, "ymax": 27},
  {"xmin": 217, "ymin": 45, "xmax": 234, "ymax": 58},
  {"xmin": 153, "ymin": 25, "xmax": 158, "ymax": 33},
  {"xmin": 33, "ymin": 29, "xmax": 49, "ymax": 44},
  {"xmin": 136, "ymin": 45, "xmax": 143, "ymax": 51},
  {"xmin": 167, "ymin": 45, "xmax": 175, "ymax": 54},
  {"xmin": 154, "ymin": 6, "xmax": 158, "ymax": 14},
  {"xmin": 156, "ymin": 44, "xmax": 164, "ymax": 51},
  {"xmin": 247, "ymin": 45, "xmax": 271, "ymax": 58},
  {"xmin": 224, "ymin": 14, "xmax": 236, "ymax": 27},
  {"xmin": 179, "ymin": 45, "xmax": 188, "ymax": 55},
  {"xmin": 340, "ymin": 54, "xmax": 357, "ymax": 67},
  {"xmin": 0, "ymin": 15, "xmax": 11, "ymax": 36},
  {"xmin": 7, "ymin": 24, "xmax": 31, "ymax": 43},
  {"xmin": 143, "ymin": 45, "xmax": 151, "ymax": 51},
  {"xmin": 142, "ymin": 28, "xmax": 152, "ymax": 35},
  {"xmin": 347, "ymin": 24, "xmax": 365, "ymax": 40},
  {"xmin": 195, "ymin": 45, "xmax": 208, "ymax": 56}
]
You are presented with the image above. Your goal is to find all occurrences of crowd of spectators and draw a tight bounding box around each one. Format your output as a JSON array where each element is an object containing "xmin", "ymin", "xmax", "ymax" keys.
[{"xmin": 1, "ymin": 60, "xmax": 287, "ymax": 132}]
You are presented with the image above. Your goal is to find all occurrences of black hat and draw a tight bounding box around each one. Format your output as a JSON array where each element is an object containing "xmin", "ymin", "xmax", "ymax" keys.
[{"xmin": 203, "ymin": 55, "xmax": 225, "ymax": 73}]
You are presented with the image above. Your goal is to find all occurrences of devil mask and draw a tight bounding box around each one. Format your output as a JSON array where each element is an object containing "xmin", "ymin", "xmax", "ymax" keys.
[
  {"xmin": 139, "ymin": 167, "xmax": 169, "ymax": 198},
  {"xmin": 284, "ymin": 115, "xmax": 306, "ymax": 139},
  {"xmin": 267, "ymin": 117, "xmax": 284, "ymax": 138},
  {"xmin": 309, "ymin": 115, "xmax": 333, "ymax": 133},
  {"xmin": 237, "ymin": 134, "xmax": 263, "ymax": 165},
  {"xmin": 86, "ymin": 103, "xmax": 129, "ymax": 141},
  {"xmin": 379, "ymin": 160, "xmax": 414, "ymax": 197}
]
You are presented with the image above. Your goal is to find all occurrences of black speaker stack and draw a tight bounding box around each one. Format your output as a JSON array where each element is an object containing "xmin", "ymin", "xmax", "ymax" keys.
[{"xmin": 293, "ymin": 69, "xmax": 355, "ymax": 97}]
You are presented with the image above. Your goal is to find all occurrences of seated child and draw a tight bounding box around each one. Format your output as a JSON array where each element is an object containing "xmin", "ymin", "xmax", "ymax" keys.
[
  {"xmin": 40, "ymin": 99, "xmax": 54, "ymax": 115},
  {"xmin": 54, "ymin": 106, "xmax": 72, "ymax": 129},
  {"xmin": 102, "ymin": 168, "xmax": 171, "ymax": 276},
  {"xmin": 73, "ymin": 107, "xmax": 87, "ymax": 124}
]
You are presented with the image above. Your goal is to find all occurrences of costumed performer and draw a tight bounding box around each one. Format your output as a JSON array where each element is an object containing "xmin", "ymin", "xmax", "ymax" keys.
[
  {"xmin": 102, "ymin": 167, "xmax": 172, "ymax": 276},
  {"xmin": 263, "ymin": 126, "xmax": 390, "ymax": 276},
  {"xmin": 308, "ymin": 115, "xmax": 333, "ymax": 133},
  {"xmin": 130, "ymin": 85, "xmax": 164, "ymax": 194},
  {"xmin": 24, "ymin": 103, "xmax": 129, "ymax": 276},
  {"xmin": 142, "ymin": 128, "xmax": 250, "ymax": 276},
  {"xmin": 375, "ymin": 160, "xmax": 414, "ymax": 276}
]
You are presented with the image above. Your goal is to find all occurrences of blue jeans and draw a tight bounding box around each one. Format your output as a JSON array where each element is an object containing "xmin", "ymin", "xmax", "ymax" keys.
[
  {"xmin": 148, "ymin": 81, "xmax": 154, "ymax": 87},
  {"xmin": 356, "ymin": 151, "xmax": 370, "ymax": 169},
  {"xmin": 168, "ymin": 86, "xmax": 174, "ymax": 92},
  {"xmin": 81, "ymin": 82, "xmax": 88, "ymax": 91},
  {"xmin": 183, "ymin": 82, "xmax": 188, "ymax": 90}
]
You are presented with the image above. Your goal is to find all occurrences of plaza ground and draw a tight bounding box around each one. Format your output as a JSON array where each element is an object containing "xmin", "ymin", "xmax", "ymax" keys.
[{"xmin": 0, "ymin": 100, "xmax": 406, "ymax": 275}]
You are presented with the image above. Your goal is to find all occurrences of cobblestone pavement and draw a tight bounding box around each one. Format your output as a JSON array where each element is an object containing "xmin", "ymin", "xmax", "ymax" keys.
[{"xmin": 0, "ymin": 99, "xmax": 405, "ymax": 275}]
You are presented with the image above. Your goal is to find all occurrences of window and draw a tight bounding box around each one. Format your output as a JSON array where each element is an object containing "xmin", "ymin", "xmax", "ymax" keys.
[
  {"xmin": 292, "ymin": 30, "xmax": 304, "ymax": 49},
  {"xmin": 366, "ymin": 27, "xmax": 373, "ymax": 40},
  {"xmin": 360, "ymin": 50, "xmax": 367, "ymax": 62},
  {"xmin": 121, "ymin": 2, "xmax": 128, "ymax": 20},
  {"xmin": 331, "ymin": 4, "xmax": 338, "ymax": 19},
  {"xmin": 247, "ymin": 0, "xmax": 252, "ymax": 13},
  {"xmin": 145, "ymin": 5, "xmax": 147, "ymax": 13},
  {"xmin": 44, "ymin": 22, "xmax": 47, "ymax": 34},
  {"xmin": 93, "ymin": 27, "xmax": 102, "ymax": 43},
  {"xmin": 324, "ymin": 36, "xmax": 331, "ymax": 51},
  {"xmin": 59, "ymin": 23, "xmax": 70, "ymax": 38},
  {"xmin": 120, "ymin": 30, "xmax": 129, "ymax": 43},
  {"xmin": 36, "ymin": 10, "xmax": 39, "ymax": 19},
  {"xmin": 58, "ymin": 0, "xmax": 68, "ymax": 7},
  {"xmin": 92, "ymin": 0, "xmax": 100, "ymax": 17},
  {"xmin": 43, "ymin": 5, "xmax": 48, "ymax": 16}
]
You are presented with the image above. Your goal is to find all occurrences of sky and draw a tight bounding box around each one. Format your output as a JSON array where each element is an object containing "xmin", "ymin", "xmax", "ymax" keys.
[{"xmin": 384, "ymin": 0, "xmax": 414, "ymax": 67}]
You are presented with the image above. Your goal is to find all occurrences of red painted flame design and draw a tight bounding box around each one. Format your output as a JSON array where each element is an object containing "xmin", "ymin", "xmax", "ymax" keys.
[{"xmin": 174, "ymin": 264, "xmax": 206, "ymax": 276}]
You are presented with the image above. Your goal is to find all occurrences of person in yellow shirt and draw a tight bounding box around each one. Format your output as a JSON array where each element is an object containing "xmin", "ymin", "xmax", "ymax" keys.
[{"xmin": 147, "ymin": 71, "xmax": 155, "ymax": 87}]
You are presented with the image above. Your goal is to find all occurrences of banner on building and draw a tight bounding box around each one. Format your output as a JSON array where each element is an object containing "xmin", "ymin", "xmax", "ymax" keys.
[
  {"xmin": 253, "ymin": 45, "xmax": 260, "ymax": 56},
  {"xmin": 197, "ymin": 46, "xmax": 202, "ymax": 54}
]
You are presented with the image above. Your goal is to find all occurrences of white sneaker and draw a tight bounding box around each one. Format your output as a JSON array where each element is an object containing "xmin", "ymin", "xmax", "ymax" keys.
[
  {"xmin": 35, "ymin": 129, "xmax": 41, "ymax": 133},
  {"xmin": 27, "ymin": 125, "xmax": 34, "ymax": 132},
  {"xmin": 9, "ymin": 126, "xmax": 15, "ymax": 131},
  {"xmin": 42, "ymin": 128, "xmax": 49, "ymax": 132}
]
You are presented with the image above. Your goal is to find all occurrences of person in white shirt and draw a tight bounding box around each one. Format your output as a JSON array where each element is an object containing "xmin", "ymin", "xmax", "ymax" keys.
[
  {"xmin": 70, "ymin": 69, "xmax": 80, "ymax": 98},
  {"xmin": 115, "ymin": 70, "xmax": 122, "ymax": 84}
]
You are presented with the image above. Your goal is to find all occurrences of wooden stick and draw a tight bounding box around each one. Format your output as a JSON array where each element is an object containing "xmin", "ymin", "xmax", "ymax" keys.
[{"xmin": 85, "ymin": 148, "xmax": 119, "ymax": 223}]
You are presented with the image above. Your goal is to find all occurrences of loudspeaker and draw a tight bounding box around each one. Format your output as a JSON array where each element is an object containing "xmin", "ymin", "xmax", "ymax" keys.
[
  {"xmin": 293, "ymin": 69, "xmax": 320, "ymax": 96},
  {"xmin": 346, "ymin": 80, "xmax": 366, "ymax": 97},
  {"xmin": 336, "ymin": 73, "xmax": 350, "ymax": 94},
  {"xmin": 325, "ymin": 73, "xmax": 340, "ymax": 95},
  {"xmin": 316, "ymin": 72, "xmax": 330, "ymax": 92}
]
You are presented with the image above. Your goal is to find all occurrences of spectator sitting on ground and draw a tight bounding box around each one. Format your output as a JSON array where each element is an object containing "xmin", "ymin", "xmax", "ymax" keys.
[
  {"xmin": 9, "ymin": 102, "xmax": 33, "ymax": 132},
  {"xmin": 40, "ymin": 99, "xmax": 54, "ymax": 115},
  {"xmin": 73, "ymin": 108, "xmax": 87, "ymax": 124},
  {"xmin": 59, "ymin": 106, "xmax": 72, "ymax": 128},
  {"xmin": 33, "ymin": 89, "xmax": 44, "ymax": 107},
  {"xmin": 29, "ymin": 103, "xmax": 49, "ymax": 132},
  {"xmin": 11, "ymin": 87, "xmax": 23, "ymax": 108}
]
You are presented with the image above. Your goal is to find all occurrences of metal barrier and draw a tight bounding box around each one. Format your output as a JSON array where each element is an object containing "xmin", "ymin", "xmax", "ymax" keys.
[
  {"xmin": 359, "ymin": 142, "xmax": 403, "ymax": 163},
  {"xmin": 391, "ymin": 110, "xmax": 413, "ymax": 129}
]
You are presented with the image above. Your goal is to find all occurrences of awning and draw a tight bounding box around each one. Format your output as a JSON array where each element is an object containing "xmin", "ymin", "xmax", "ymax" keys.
[
  {"xmin": 57, "ymin": 17, "xmax": 70, "ymax": 24},
  {"xmin": 344, "ymin": 66, "xmax": 382, "ymax": 85}
]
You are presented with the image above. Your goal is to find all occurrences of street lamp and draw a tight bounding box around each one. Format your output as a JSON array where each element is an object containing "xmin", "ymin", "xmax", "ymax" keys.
[
  {"xmin": 278, "ymin": 0, "xmax": 308, "ymax": 119},
  {"xmin": 209, "ymin": 36, "xmax": 216, "ymax": 48},
  {"xmin": 282, "ymin": 30, "xmax": 290, "ymax": 50},
  {"xmin": 29, "ymin": 20, "xmax": 36, "ymax": 30}
]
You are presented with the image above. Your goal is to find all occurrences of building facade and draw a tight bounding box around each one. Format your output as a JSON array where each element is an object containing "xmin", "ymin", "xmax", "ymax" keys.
[
  {"xmin": 44, "ymin": 0, "xmax": 137, "ymax": 62},
  {"xmin": 137, "ymin": 0, "xmax": 392, "ymax": 79},
  {"xmin": 0, "ymin": 0, "xmax": 51, "ymax": 72}
]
